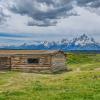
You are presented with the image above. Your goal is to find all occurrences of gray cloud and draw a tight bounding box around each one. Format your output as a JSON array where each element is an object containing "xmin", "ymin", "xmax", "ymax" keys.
[
  {"xmin": 27, "ymin": 19, "xmax": 57, "ymax": 27},
  {"xmin": 0, "ymin": 7, "xmax": 9, "ymax": 25},
  {"xmin": 7, "ymin": 0, "xmax": 77, "ymax": 26},
  {"xmin": 1, "ymin": 0, "xmax": 100, "ymax": 26},
  {"xmin": 76, "ymin": 0, "xmax": 100, "ymax": 8},
  {"xmin": 75, "ymin": 0, "xmax": 100, "ymax": 15}
]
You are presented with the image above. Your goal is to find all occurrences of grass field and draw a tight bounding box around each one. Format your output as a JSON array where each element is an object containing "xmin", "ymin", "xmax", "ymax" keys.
[{"xmin": 0, "ymin": 53, "xmax": 100, "ymax": 100}]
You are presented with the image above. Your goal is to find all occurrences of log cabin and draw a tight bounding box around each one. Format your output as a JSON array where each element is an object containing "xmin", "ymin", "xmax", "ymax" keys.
[{"xmin": 0, "ymin": 50, "xmax": 67, "ymax": 73}]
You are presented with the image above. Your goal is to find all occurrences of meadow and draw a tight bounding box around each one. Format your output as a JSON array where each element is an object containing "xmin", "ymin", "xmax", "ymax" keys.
[{"xmin": 0, "ymin": 52, "xmax": 100, "ymax": 100}]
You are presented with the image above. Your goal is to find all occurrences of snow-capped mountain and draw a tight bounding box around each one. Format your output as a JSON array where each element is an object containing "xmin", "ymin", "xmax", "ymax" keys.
[
  {"xmin": 0, "ymin": 34, "xmax": 100, "ymax": 51},
  {"xmin": 71, "ymin": 34, "xmax": 97, "ymax": 46},
  {"xmin": 68, "ymin": 34, "xmax": 100, "ymax": 50}
]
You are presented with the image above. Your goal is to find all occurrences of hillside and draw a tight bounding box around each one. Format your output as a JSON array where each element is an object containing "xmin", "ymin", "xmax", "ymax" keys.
[{"xmin": 0, "ymin": 53, "xmax": 100, "ymax": 100}]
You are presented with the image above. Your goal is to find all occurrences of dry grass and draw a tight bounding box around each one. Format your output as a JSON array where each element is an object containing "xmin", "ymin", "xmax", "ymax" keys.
[{"xmin": 0, "ymin": 53, "xmax": 100, "ymax": 100}]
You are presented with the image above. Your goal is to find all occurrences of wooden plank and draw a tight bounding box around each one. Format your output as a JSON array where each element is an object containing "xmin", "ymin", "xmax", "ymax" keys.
[
  {"xmin": 12, "ymin": 65, "xmax": 51, "ymax": 68},
  {"xmin": 13, "ymin": 67, "xmax": 50, "ymax": 69},
  {"xmin": 0, "ymin": 57, "xmax": 11, "ymax": 70}
]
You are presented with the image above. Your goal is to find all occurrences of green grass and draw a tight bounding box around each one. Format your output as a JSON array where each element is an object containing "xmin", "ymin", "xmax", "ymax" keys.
[
  {"xmin": 0, "ymin": 53, "xmax": 100, "ymax": 100},
  {"xmin": 67, "ymin": 53, "xmax": 100, "ymax": 71}
]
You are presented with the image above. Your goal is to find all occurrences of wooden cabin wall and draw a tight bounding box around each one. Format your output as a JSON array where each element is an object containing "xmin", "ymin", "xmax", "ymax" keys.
[
  {"xmin": 51, "ymin": 53, "xmax": 66, "ymax": 72},
  {"xmin": 0, "ymin": 57, "xmax": 11, "ymax": 70},
  {"xmin": 11, "ymin": 55, "xmax": 52, "ymax": 73}
]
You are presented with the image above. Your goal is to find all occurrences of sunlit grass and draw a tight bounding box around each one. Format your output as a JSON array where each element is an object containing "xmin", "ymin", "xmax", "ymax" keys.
[{"xmin": 0, "ymin": 53, "xmax": 100, "ymax": 100}]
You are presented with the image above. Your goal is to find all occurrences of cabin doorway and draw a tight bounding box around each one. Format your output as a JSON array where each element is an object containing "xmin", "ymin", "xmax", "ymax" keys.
[{"xmin": 0, "ymin": 57, "xmax": 11, "ymax": 71}]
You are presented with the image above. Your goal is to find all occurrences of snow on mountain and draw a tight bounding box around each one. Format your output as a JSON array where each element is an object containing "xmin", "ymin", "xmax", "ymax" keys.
[
  {"xmin": 60, "ymin": 39, "xmax": 69, "ymax": 45},
  {"xmin": 0, "ymin": 34, "xmax": 100, "ymax": 50},
  {"xmin": 41, "ymin": 41, "xmax": 51, "ymax": 47},
  {"xmin": 71, "ymin": 34, "xmax": 97, "ymax": 46}
]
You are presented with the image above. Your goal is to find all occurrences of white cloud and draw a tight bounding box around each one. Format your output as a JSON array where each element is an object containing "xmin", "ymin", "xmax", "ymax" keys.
[{"xmin": 0, "ymin": 0, "xmax": 100, "ymax": 42}]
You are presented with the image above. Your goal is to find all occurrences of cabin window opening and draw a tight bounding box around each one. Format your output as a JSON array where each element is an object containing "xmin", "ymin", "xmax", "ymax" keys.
[{"xmin": 27, "ymin": 58, "xmax": 39, "ymax": 64}]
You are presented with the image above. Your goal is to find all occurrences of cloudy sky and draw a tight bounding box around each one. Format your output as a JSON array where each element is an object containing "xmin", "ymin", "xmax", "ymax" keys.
[{"xmin": 0, "ymin": 0, "xmax": 100, "ymax": 45}]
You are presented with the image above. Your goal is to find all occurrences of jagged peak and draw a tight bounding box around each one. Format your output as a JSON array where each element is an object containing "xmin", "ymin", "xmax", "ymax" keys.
[
  {"xmin": 61, "ymin": 38, "xmax": 69, "ymax": 44},
  {"xmin": 0, "ymin": 33, "xmax": 99, "ymax": 50},
  {"xmin": 71, "ymin": 34, "xmax": 97, "ymax": 46},
  {"xmin": 76, "ymin": 34, "xmax": 89, "ymax": 40}
]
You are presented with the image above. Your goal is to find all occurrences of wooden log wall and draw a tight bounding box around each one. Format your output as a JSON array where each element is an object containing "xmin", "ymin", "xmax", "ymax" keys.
[
  {"xmin": 0, "ymin": 52, "xmax": 67, "ymax": 73},
  {"xmin": 0, "ymin": 57, "xmax": 11, "ymax": 70},
  {"xmin": 51, "ymin": 53, "xmax": 67, "ymax": 72},
  {"xmin": 11, "ymin": 55, "xmax": 52, "ymax": 72}
]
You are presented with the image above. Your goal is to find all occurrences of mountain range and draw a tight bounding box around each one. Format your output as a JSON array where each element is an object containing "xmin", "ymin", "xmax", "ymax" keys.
[{"xmin": 0, "ymin": 34, "xmax": 100, "ymax": 51}]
